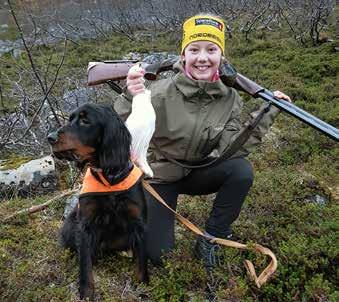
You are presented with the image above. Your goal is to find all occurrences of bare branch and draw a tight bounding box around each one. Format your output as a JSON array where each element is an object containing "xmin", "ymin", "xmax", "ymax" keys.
[
  {"xmin": 13, "ymin": 36, "xmax": 68, "ymax": 143},
  {"xmin": 7, "ymin": 0, "xmax": 61, "ymax": 126},
  {"xmin": 3, "ymin": 188, "xmax": 79, "ymax": 222}
]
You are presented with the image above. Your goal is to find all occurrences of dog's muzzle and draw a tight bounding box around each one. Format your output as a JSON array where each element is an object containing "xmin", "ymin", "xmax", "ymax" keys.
[{"xmin": 47, "ymin": 130, "xmax": 59, "ymax": 145}]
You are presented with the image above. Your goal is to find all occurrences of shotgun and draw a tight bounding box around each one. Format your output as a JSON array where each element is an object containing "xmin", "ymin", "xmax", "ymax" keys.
[{"xmin": 87, "ymin": 58, "xmax": 339, "ymax": 142}]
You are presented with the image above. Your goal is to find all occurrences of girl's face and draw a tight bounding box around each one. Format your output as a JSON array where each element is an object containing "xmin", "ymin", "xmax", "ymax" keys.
[{"xmin": 182, "ymin": 41, "xmax": 222, "ymax": 81}]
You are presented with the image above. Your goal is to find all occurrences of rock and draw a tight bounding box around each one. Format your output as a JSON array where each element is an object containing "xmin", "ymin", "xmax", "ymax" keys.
[
  {"xmin": 262, "ymin": 126, "xmax": 282, "ymax": 149},
  {"xmin": 123, "ymin": 52, "xmax": 144, "ymax": 61},
  {"xmin": 304, "ymin": 194, "xmax": 329, "ymax": 206},
  {"xmin": 0, "ymin": 39, "xmax": 22, "ymax": 56},
  {"xmin": 62, "ymin": 87, "xmax": 98, "ymax": 112},
  {"xmin": 12, "ymin": 48, "xmax": 23, "ymax": 58},
  {"xmin": 0, "ymin": 155, "xmax": 58, "ymax": 198},
  {"xmin": 0, "ymin": 111, "xmax": 29, "ymax": 129},
  {"xmin": 41, "ymin": 87, "xmax": 98, "ymax": 130},
  {"xmin": 122, "ymin": 52, "xmax": 178, "ymax": 65},
  {"xmin": 0, "ymin": 24, "xmax": 9, "ymax": 30},
  {"xmin": 142, "ymin": 52, "xmax": 178, "ymax": 64}
]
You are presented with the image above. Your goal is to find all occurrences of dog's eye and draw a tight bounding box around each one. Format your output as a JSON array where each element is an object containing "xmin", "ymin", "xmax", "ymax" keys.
[{"xmin": 80, "ymin": 118, "xmax": 90, "ymax": 125}]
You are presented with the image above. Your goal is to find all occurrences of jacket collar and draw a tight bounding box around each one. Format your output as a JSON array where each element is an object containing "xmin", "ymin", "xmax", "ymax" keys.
[{"xmin": 172, "ymin": 61, "xmax": 231, "ymax": 100}]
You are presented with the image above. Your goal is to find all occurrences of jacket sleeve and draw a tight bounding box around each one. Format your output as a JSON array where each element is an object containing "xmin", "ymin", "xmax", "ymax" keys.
[{"xmin": 214, "ymin": 96, "xmax": 280, "ymax": 158}]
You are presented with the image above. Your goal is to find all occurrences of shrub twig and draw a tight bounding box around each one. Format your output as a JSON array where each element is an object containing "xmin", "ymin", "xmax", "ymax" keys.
[{"xmin": 3, "ymin": 188, "xmax": 78, "ymax": 222}]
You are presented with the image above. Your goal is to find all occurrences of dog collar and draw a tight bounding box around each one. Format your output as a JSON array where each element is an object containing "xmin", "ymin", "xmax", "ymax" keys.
[
  {"xmin": 101, "ymin": 161, "xmax": 134, "ymax": 186},
  {"xmin": 79, "ymin": 164, "xmax": 143, "ymax": 196}
]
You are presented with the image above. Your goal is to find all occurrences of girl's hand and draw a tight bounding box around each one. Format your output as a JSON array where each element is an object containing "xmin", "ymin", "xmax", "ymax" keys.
[
  {"xmin": 126, "ymin": 64, "xmax": 146, "ymax": 96},
  {"xmin": 273, "ymin": 90, "xmax": 292, "ymax": 103}
]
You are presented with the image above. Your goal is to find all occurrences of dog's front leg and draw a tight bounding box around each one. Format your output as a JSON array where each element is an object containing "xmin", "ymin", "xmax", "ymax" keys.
[
  {"xmin": 78, "ymin": 227, "xmax": 94, "ymax": 300},
  {"xmin": 133, "ymin": 233, "xmax": 149, "ymax": 284}
]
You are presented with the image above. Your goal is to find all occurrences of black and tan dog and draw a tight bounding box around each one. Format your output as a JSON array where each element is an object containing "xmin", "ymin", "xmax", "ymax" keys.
[{"xmin": 48, "ymin": 103, "xmax": 149, "ymax": 300}]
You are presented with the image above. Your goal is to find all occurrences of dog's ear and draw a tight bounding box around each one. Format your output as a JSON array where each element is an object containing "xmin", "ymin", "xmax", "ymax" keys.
[{"xmin": 98, "ymin": 107, "xmax": 131, "ymax": 171}]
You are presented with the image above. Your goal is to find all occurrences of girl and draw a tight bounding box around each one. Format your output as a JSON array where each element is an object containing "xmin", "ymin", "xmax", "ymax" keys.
[{"xmin": 115, "ymin": 14, "xmax": 291, "ymax": 270}]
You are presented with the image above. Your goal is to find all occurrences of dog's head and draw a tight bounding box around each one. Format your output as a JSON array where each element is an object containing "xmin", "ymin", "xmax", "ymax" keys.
[{"xmin": 48, "ymin": 103, "xmax": 131, "ymax": 172}]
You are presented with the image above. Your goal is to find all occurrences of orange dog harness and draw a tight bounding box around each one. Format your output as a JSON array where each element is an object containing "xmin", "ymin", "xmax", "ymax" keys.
[{"xmin": 80, "ymin": 165, "xmax": 143, "ymax": 196}]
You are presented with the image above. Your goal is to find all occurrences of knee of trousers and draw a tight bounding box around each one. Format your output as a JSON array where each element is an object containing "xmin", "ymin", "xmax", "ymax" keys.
[{"xmin": 224, "ymin": 158, "xmax": 254, "ymax": 186}]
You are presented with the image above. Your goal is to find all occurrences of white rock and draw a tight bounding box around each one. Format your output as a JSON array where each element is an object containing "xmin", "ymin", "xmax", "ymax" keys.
[{"xmin": 0, "ymin": 155, "xmax": 58, "ymax": 198}]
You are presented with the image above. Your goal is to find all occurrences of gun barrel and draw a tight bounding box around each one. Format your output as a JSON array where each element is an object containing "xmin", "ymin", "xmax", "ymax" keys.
[{"xmin": 258, "ymin": 90, "xmax": 339, "ymax": 142}]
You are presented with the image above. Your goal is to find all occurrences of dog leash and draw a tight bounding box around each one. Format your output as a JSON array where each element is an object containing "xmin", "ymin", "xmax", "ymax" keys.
[{"xmin": 142, "ymin": 179, "xmax": 277, "ymax": 288}]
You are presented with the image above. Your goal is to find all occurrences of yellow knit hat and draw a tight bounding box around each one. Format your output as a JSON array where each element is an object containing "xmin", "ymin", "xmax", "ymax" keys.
[{"xmin": 181, "ymin": 15, "xmax": 225, "ymax": 54}]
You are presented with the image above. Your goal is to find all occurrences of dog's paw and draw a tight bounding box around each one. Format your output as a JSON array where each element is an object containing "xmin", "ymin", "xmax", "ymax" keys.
[{"xmin": 79, "ymin": 286, "xmax": 94, "ymax": 301}]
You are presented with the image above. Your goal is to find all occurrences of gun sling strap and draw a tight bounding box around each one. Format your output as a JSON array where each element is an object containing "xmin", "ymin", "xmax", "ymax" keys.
[{"xmin": 151, "ymin": 102, "xmax": 272, "ymax": 169}]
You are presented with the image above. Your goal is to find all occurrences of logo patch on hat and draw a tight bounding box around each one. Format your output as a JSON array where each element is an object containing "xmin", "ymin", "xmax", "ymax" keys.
[{"xmin": 195, "ymin": 18, "xmax": 223, "ymax": 31}]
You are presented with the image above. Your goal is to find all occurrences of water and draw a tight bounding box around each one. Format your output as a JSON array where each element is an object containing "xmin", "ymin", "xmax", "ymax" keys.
[
  {"xmin": 0, "ymin": 0, "xmax": 154, "ymax": 32},
  {"xmin": 0, "ymin": 0, "xmax": 124, "ymax": 54},
  {"xmin": 0, "ymin": 0, "xmax": 116, "ymax": 27}
]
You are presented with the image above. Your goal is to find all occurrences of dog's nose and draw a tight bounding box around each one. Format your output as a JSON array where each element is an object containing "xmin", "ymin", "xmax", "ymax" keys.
[{"xmin": 47, "ymin": 131, "xmax": 59, "ymax": 145}]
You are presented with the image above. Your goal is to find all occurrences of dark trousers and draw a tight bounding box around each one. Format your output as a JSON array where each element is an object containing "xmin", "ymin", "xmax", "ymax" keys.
[{"xmin": 145, "ymin": 157, "xmax": 254, "ymax": 264}]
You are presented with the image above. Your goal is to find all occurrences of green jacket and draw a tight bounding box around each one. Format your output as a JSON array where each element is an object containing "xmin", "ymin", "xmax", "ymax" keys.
[{"xmin": 114, "ymin": 61, "xmax": 280, "ymax": 183}]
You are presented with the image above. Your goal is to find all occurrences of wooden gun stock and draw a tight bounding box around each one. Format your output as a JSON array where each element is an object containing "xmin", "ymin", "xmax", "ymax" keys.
[
  {"xmin": 87, "ymin": 60, "xmax": 138, "ymax": 86},
  {"xmin": 87, "ymin": 58, "xmax": 178, "ymax": 86}
]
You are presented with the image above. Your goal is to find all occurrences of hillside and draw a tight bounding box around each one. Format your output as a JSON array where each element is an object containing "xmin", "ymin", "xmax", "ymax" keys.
[{"xmin": 0, "ymin": 25, "xmax": 338, "ymax": 302}]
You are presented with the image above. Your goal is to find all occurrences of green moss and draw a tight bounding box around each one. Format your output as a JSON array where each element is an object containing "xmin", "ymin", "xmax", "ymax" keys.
[
  {"xmin": 0, "ymin": 24, "xmax": 20, "ymax": 41},
  {"xmin": 0, "ymin": 155, "xmax": 33, "ymax": 170}
]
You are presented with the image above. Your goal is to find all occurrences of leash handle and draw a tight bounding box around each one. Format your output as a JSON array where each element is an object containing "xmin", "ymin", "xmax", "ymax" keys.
[{"xmin": 142, "ymin": 179, "xmax": 278, "ymax": 288}]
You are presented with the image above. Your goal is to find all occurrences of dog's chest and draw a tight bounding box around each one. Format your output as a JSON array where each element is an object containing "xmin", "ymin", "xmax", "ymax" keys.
[
  {"xmin": 78, "ymin": 193, "xmax": 146, "ymax": 252},
  {"xmin": 79, "ymin": 193, "xmax": 144, "ymax": 230}
]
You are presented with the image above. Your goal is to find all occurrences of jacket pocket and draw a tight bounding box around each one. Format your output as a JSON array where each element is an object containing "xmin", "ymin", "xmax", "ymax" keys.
[
  {"xmin": 218, "ymin": 124, "xmax": 240, "ymax": 154},
  {"xmin": 200, "ymin": 123, "xmax": 225, "ymax": 155}
]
